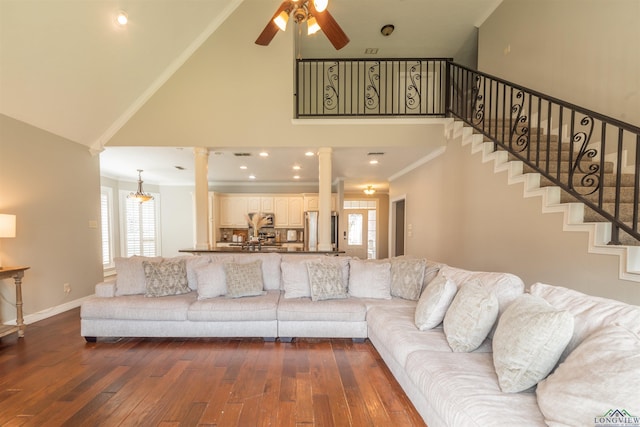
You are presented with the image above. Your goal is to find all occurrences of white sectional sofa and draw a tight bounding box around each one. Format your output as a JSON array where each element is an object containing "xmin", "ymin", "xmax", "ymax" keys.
[{"xmin": 80, "ymin": 253, "xmax": 640, "ymax": 427}]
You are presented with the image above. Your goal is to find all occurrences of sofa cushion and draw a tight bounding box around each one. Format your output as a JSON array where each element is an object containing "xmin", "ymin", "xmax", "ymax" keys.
[
  {"xmin": 307, "ymin": 259, "xmax": 348, "ymax": 301},
  {"xmin": 281, "ymin": 260, "xmax": 311, "ymax": 298},
  {"xmin": 536, "ymin": 324, "xmax": 640, "ymax": 427},
  {"xmin": 194, "ymin": 262, "xmax": 227, "ymax": 300},
  {"xmin": 114, "ymin": 256, "xmax": 162, "ymax": 296},
  {"xmin": 348, "ymin": 259, "xmax": 392, "ymax": 299},
  {"xmin": 492, "ymin": 294, "xmax": 574, "ymax": 393},
  {"xmin": 143, "ymin": 259, "xmax": 191, "ymax": 297},
  {"xmin": 414, "ymin": 272, "xmax": 457, "ymax": 330},
  {"xmin": 367, "ymin": 304, "xmax": 492, "ymax": 369},
  {"xmin": 224, "ymin": 260, "xmax": 265, "ymax": 298},
  {"xmin": 277, "ymin": 297, "xmax": 366, "ymax": 322},
  {"xmin": 443, "ymin": 281, "xmax": 499, "ymax": 352},
  {"xmin": 529, "ymin": 282, "xmax": 640, "ymax": 361},
  {"xmin": 187, "ymin": 290, "xmax": 280, "ymax": 322},
  {"xmin": 405, "ymin": 351, "xmax": 545, "ymax": 426},
  {"xmin": 80, "ymin": 292, "xmax": 196, "ymax": 321},
  {"xmin": 183, "ymin": 255, "xmax": 211, "ymax": 290},
  {"xmin": 440, "ymin": 265, "xmax": 524, "ymax": 318},
  {"xmin": 232, "ymin": 253, "xmax": 282, "ymax": 291},
  {"xmin": 390, "ymin": 257, "xmax": 426, "ymax": 300}
]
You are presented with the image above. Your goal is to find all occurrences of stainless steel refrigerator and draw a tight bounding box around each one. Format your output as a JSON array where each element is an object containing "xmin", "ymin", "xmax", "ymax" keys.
[{"xmin": 304, "ymin": 211, "xmax": 338, "ymax": 251}]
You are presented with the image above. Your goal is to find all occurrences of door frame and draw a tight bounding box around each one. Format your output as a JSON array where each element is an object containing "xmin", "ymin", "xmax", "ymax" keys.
[{"xmin": 389, "ymin": 195, "xmax": 406, "ymax": 257}]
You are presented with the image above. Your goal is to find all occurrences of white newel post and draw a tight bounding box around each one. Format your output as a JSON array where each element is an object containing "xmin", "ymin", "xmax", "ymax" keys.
[
  {"xmin": 194, "ymin": 147, "xmax": 210, "ymax": 250},
  {"xmin": 318, "ymin": 147, "xmax": 332, "ymax": 252}
]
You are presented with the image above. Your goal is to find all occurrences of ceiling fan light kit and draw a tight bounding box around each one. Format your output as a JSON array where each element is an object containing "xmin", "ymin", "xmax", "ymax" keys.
[{"xmin": 255, "ymin": 0, "xmax": 349, "ymax": 50}]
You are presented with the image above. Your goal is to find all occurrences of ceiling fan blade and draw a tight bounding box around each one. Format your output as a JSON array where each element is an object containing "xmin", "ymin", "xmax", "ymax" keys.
[
  {"xmin": 310, "ymin": 4, "xmax": 350, "ymax": 50},
  {"xmin": 255, "ymin": 1, "xmax": 291, "ymax": 46}
]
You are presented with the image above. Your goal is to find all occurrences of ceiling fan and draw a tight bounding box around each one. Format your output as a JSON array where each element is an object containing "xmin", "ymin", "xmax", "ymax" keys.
[{"xmin": 255, "ymin": 0, "xmax": 350, "ymax": 50}]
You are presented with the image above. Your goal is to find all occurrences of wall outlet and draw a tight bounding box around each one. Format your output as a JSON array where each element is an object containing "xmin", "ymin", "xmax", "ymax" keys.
[{"xmin": 63, "ymin": 283, "xmax": 71, "ymax": 294}]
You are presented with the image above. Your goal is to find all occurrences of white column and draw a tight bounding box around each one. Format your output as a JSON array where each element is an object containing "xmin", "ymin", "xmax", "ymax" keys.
[
  {"xmin": 318, "ymin": 147, "xmax": 332, "ymax": 251},
  {"xmin": 194, "ymin": 147, "xmax": 210, "ymax": 250},
  {"xmin": 336, "ymin": 178, "xmax": 344, "ymax": 250}
]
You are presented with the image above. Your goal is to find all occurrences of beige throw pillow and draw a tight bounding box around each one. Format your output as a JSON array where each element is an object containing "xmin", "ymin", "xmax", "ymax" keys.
[
  {"xmin": 114, "ymin": 256, "xmax": 162, "ymax": 296},
  {"xmin": 142, "ymin": 259, "xmax": 191, "ymax": 297},
  {"xmin": 348, "ymin": 259, "xmax": 391, "ymax": 299},
  {"xmin": 307, "ymin": 259, "xmax": 348, "ymax": 302},
  {"xmin": 443, "ymin": 281, "xmax": 498, "ymax": 352},
  {"xmin": 194, "ymin": 262, "xmax": 227, "ymax": 300},
  {"xmin": 536, "ymin": 324, "xmax": 640, "ymax": 426},
  {"xmin": 390, "ymin": 257, "xmax": 426, "ymax": 300},
  {"xmin": 492, "ymin": 294, "xmax": 574, "ymax": 393},
  {"xmin": 224, "ymin": 260, "xmax": 265, "ymax": 298},
  {"xmin": 414, "ymin": 273, "xmax": 457, "ymax": 330}
]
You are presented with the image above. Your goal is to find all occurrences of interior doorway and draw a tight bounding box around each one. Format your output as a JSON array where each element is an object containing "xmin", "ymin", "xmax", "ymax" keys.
[{"xmin": 392, "ymin": 198, "xmax": 405, "ymax": 257}]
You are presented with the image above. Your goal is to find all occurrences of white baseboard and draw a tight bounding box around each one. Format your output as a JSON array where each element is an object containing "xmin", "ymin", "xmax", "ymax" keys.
[{"xmin": 2, "ymin": 294, "xmax": 94, "ymax": 326}]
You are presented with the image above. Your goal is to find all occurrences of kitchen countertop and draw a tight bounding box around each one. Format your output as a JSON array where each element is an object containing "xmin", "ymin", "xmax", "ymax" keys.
[{"xmin": 179, "ymin": 247, "xmax": 344, "ymax": 255}]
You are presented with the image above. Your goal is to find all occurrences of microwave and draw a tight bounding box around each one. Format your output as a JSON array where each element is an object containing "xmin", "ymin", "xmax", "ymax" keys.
[{"xmin": 247, "ymin": 212, "xmax": 274, "ymax": 228}]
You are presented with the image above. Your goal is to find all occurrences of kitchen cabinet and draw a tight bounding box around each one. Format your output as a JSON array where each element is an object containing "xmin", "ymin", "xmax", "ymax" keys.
[
  {"xmin": 248, "ymin": 196, "xmax": 274, "ymax": 213},
  {"xmin": 288, "ymin": 197, "xmax": 304, "ymax": 227},
  {"xmin": 274, "ymin": 197, "xmax": 289, "ymax": 227},
  {"xmin": 303, "ymin": 194, "xmax": 337, "ymax": 212},
  {"xmin": 219, "ymin": 196, "xmax": 248, "ymax": 227}
]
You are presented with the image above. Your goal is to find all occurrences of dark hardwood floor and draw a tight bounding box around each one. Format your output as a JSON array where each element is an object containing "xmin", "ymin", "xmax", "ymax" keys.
[{"xmin": 0, "ymin": 308, "xmax": 426, "ymax": 426}]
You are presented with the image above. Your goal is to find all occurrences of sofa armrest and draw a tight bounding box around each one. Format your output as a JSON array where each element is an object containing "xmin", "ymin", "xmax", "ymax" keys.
[{"xmin": 95, "ymin": 279, "xmax": 116, "ymax": 297}]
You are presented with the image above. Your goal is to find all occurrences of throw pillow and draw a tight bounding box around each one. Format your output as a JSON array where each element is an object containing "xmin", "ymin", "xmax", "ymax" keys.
[
  {"xmin": 281, "ymin": 260, "xmax": 311, "ymax": 298},
  {"xmin": 142, "ymin": 259, "xmax": 191, "ymax": 297},
  {"xmin": 194, "ymin": 262, "xmax": 227, "ymax": 300},
  {"xmin": 492, "ymin": 294, "xmax": 574, "ymax": 393},
  {"xmin": 443, "ymin": 281, "xmax": 499, "ymax": 352},
  {"xmin": 414, "ymin": 273, "xmax": 457, "ymax": 330},
  {"xmin": 536, "ymin": 324, "xmax": 640, "ymax": 426},
  {"xmin": 348, "ymin": 259, "xmax": 392, "ymax": 299},
  {"xmin": 224, "ymin": 260, "xmax": 265, "ymax": 298},
  {"xmin": 184, "ymin": 255, "xmax": 211, "ymax": 290},
  {"xmin": 306, "ymin": 259, "xmax": 348, "ymax": 302},
  {"xmin": 114, "ymin": 256, "xmax": 162, "ymax": 296},
  {"xmin": 390, "ymin": 257, "xmax": 426, "ymax": 300}
]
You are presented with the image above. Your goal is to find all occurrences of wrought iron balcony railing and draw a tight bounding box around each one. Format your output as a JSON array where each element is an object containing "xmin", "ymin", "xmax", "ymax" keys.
[{"xmin": 296, "ymin": 58, "xmax": 450, "ymax": 117}]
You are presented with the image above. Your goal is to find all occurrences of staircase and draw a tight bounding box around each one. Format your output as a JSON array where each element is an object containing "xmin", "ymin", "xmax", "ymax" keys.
[{"xmin": 449, "ymin": 119, "xmax": 640, "ymax": 282}]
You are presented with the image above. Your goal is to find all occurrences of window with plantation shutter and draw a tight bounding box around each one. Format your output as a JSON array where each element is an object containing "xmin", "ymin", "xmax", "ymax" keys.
[
  {"xmin": 100, "ymin": 187, "xmax": 114, "ymax": 268},
  {"xmin": 121, "ymin": 191, "xmax": 160, "ymax": 257}
]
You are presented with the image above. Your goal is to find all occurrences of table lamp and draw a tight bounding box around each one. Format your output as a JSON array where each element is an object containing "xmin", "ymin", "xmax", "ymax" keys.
[{"xmin": 0, "ymin": 214, "xmax": 16, "ymax": 269}]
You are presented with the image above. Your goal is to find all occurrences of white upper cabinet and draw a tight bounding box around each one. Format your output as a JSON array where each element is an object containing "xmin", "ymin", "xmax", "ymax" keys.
[{"xmin": 288, "ymin": 197, "xmax": 304, "ymax": 227}]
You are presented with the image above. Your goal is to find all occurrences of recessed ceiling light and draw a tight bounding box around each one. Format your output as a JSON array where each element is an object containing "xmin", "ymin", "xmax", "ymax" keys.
[
  {"xmin": 115, "ymin": 11, "xmax": 128, "ymax": 26},
  {"xmin": 240, "ymin": 165, "xmax": 247, "ymax": 170},
  {"xmin": 369, "ymin": 159, "xmax": 379, "ymax": 165},
  {"xmin": 249, "ymin": 175, "xmax": 256, "ymax": 180},
  {"xmin": 305, "ymin": 151, "xmax": 315, "ymax": 157},
  {"xmin": 293, "ymin": 165, "xmax": 301, "ymax": 170},
  {"xmin": 259, "ymin": 151, "xmax": 269, "ymax": 157},
  {"xmin": 293, "ymin": 175, "xmax": 301, "ymax": 180}
]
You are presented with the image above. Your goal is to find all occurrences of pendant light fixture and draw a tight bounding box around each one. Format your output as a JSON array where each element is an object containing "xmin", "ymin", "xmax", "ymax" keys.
[
  {"xmin": 364, "ymin": 185, "xmax": 376, "ymax": 195},
  {"xmin": 128, "ymin": 170, "xmax": 153, "ymax": 203}
]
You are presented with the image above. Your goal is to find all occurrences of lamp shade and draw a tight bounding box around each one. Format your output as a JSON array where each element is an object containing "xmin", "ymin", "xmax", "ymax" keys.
[{"xmin": 0, "ymin": 214, "xmax": 16, "ymax": 238}]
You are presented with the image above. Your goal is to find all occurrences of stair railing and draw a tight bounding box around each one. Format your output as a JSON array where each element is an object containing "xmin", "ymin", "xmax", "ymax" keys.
[{"xmin": 448, "ymin": 63, "xmax": 640, "ymax": 245}]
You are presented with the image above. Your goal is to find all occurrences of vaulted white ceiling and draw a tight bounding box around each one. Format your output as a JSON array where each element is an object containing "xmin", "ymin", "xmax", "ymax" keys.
[{"xmin": 0, "ymin": 0, "xmax": 502, "ymax": 189}]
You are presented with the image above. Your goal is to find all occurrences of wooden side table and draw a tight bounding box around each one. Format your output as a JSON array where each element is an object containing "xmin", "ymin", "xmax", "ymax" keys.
[{"xmin": 0, "ymin": 266, "xmax": 29, "ymax": 338}]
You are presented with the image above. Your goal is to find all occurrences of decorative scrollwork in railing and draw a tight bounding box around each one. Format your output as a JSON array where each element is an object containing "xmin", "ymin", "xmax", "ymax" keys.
[
  {"xmin": 323, "ymin": 62, "xmax": 339, "ymax": 111},
  {"xmin": 510, "ymin": 91, "xmax": 529, "ymax": 152},
  {"xmin": 406, "ymin": 62, "xmax": 422, "ymax": 111},
  {"xmin": 365, "ymin": 62, "xmax": 380, "ymax": 110},
  {"xmin": 471, "ymin": 75, "xmax": 484, "ymax": 126},
  {"xmin": 570, "ymin": 116, "xmax": 600, "ymax": 195}
]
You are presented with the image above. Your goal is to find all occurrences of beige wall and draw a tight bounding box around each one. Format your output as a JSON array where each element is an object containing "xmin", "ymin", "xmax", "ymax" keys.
[
  {"xmin": 478, "ymin": 0, "xmax": 640, "ymax": 127},
  {"xmin": 0, "ymin": 115, "xmax": 103, "ymax": 323},
  {"xmin": 390, "ymin": 130, "xmax": 640, "ymax": 305}
]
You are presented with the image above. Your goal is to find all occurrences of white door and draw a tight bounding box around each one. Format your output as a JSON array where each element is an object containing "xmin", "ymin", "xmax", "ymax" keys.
[{"xmin": 343, "ymin": 210, "xmax": 368, "ymax": 259}]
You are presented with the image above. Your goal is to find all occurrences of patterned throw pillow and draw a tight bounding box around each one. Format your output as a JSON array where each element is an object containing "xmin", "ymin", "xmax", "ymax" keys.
[
  {"xmin": 142, "ymin": 259, "xmax": 191, "ymax": 297},
  {"xmin": 390, "ymin": 257, "xmax": 426, "ymax": 300},
  {"xmin": 224, "ymin": 260, "xmax": 265, "ymax": 298},
  {"xmin": 306, "ymin": 260, "xmax": 348, "ymax": 302}
]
